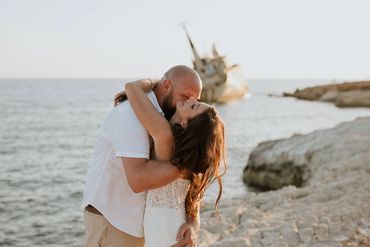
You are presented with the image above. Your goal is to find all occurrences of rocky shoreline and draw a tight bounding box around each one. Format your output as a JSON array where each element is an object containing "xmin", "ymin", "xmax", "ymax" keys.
[
  {"xmin": 198, "ymin": 117, "xmax": 370, "ymax": 247},
  {"xmin": 283, "ymin": 81, "xmax": 370, "ymax": 107}
]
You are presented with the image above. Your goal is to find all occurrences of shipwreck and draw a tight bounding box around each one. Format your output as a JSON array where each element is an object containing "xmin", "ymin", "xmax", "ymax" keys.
[{"xmin": 184, "ymin": 28, "xmax": 249, "ymax": 103}]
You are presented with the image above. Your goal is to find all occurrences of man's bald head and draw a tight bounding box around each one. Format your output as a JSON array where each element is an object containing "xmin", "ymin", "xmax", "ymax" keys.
[
  {"xmin": 163, "ymin": 65, "xmax": 202, "ymax": 92},
  {"xmin": 155, "ymin": 65, "xmax": 202, "ymax": 120}
]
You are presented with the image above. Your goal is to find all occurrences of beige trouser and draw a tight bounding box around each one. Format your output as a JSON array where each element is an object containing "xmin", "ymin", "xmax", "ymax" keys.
[{"xmin": 83, "ymin": 210, "xmax": 145, "ymax": 247}]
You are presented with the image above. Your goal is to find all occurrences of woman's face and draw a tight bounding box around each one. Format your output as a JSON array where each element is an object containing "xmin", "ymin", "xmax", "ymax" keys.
[{"xmin": 171, "ymin": 97, "xmax": 211, "ymax": 128}]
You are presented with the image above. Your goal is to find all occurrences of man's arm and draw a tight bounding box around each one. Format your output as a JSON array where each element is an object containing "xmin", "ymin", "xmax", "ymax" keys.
[
  {"xmin": 124, "ymin": 156, "xmax": 201, "ymax": 246},
  {"xmin": 121, "ymin": 157, "xmax": 181, "ymax": 193}
]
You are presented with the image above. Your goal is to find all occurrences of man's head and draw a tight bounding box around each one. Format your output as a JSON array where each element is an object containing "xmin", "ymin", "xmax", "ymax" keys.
[{"xmin": 154, "ymin": 65, "xmax": 202, "ymax": 120}]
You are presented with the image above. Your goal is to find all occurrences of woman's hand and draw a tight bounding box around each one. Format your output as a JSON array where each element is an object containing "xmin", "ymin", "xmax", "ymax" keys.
[
  {"xmin": 114, "ymin": 91, "xmax": 127, "ymax": 106},
  {"xmin": 171, "ymin": 222, "xmax": 199, "ymax": 247},
  {"xmin": 114, "ymin": 78, "xmax": 158, "ymax": 106}
]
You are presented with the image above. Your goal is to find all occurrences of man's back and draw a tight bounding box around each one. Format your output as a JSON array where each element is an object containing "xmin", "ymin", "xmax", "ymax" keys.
[{"xmin": 82, "ymin": 91, "xmax": 163, "ymax": 237}]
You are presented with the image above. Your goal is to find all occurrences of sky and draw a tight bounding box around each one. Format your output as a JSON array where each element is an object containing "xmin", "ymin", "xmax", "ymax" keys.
[{"xmin": 0, "ymin": 0, "xmax": 369, "ymax": 79}]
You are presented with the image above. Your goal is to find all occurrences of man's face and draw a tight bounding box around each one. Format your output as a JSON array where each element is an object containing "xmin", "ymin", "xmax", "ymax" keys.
[
  {"xmin": 162, "ymin": 79, "xmax": 201, "ymax": 120},
  {"xmin": 162, "ymin": 90, "xmax": 176, "ymax": 120}
]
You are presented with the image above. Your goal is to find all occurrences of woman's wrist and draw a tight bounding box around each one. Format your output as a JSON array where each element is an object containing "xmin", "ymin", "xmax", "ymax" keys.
[
  {"xmin": 125, "ymin": 78, "xmax": 157, "ymax": 93},
  {"xmin": 147, "ymin": 78, "xmax": 154, "ymax": 90},
  {"xmin": 148, "ymin": 78, "xmax": 159, "ymax": 90},
  {"xmin": 139, "ymin": 78, "xmax": 154, "ymax": 92}
]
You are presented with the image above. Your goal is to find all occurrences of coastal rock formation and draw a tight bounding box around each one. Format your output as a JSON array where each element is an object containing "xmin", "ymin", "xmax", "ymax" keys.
[
  {"xmin": 283, "ymin": 81, "xmax": 370, "ymax": 107},
  {"xmin": 242, "ymin": 137, "xmax": 312, "ymax": 190},
  {"xmin": 336, "ymin": 89, "xmax": 370, "ymax": 107},
  {"xmin": 198, "ymin": 117, "xmax": 370, "ymax": 246}
]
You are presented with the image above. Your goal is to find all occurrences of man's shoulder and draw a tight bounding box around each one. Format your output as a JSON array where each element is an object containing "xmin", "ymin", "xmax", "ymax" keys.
[
  {"xmin": 114, "ymin": 100, "xmax": 133, "ymax": 112},
  {"xmin": 114, "ymin": 92, "xmax": 158, "ymax": 111},
  {"xmin": 106, "ymin": 91, "xmax": 162, "ymax": 119}
]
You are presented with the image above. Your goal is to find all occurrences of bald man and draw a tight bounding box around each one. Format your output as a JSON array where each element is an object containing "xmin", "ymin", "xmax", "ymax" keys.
[{"xmin": 82, "ymin": 65, "xmax": 202, "ymax": 247}]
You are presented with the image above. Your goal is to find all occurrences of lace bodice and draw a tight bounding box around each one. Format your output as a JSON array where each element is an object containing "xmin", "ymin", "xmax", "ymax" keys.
[{"xmin": 146, "ymin": 178, "xmax": 190, "ymax": 211}]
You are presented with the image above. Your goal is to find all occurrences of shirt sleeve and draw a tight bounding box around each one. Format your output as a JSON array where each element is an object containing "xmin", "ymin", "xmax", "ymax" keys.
[{"xmin": 103, "ymin": 104, "xmax": 150, "ymax": 159}]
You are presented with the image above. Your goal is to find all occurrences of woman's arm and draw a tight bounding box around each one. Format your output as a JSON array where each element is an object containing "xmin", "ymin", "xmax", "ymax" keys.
[
  {"xmin": 114, "ymin": 79, "xmax": 154, "ymax": 106},
  {"xmin": 125, "ymin": 79, "xmax": 174, "ymax": 161}
]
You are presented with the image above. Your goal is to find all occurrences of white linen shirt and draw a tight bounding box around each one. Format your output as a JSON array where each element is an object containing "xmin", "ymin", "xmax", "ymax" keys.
[{"xmin": 82, "ymin": 91, "xmax": 163, "ymax": 237}]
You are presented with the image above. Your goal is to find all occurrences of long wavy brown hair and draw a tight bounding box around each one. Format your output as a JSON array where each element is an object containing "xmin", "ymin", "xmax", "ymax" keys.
[{"xmin": 170, "ymin": 107, "xmax": 227, "ymax": 220}]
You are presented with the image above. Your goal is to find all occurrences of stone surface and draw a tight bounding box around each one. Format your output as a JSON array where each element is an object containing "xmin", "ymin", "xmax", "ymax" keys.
[
  {"xmin": 243, "ymin": 117, "xmax": 370, "ymax": 190},
  {"xmin": 283, "ymin": 80, "xmax": 370, "ymax": 107},
  {"xmin": 198, "ymin": 117, "xmax": 370, "ymax": 247},
  {"xmin": 336, "ymin": 90, "xmax": 370, "ymax": 107}
]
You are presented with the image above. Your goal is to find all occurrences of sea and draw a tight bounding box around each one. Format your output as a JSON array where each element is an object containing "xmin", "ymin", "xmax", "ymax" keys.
[{"xmin": 1, "ymin": 78, "xmax": 369, "ymax": 247}]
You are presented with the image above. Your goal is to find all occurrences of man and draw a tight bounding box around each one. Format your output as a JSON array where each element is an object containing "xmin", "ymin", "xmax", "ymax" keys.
[{"xmin": 82, "ymin": 65, "xmax": 202, "ymax": 247}]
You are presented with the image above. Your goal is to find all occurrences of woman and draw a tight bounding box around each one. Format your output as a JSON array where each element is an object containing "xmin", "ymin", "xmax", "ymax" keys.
[{"xmin": 115, "ymin": 79, "xmax": 226, "ymax": 246}]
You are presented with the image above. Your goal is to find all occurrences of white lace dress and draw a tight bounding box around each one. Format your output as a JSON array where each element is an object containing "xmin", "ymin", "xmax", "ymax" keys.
[{"xmin": 144, "ymin": 178, "xmax": 190, "ymax": 247}]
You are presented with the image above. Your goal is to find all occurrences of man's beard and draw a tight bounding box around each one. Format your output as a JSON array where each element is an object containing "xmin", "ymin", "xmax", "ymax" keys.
[{"xmin": 162, "ymin": 93, "xmax": 176, "ymax": 121}]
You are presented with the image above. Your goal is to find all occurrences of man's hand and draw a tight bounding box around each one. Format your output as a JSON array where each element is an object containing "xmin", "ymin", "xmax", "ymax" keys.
[{"xmin": 170, "ymin": 222, "xmax": 199, "ymax": 247}]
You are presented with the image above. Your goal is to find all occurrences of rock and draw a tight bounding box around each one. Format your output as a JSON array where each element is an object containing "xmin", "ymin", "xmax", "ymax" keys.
[
  {"xmin": 197, "ymin": 229, "xmax": 219, "ymax": 247},
  {"xmin": 242, "ymin": 138, "xmax": 312, "ymax": 190},
  {"xmin": 280, "ymin": 224, "xmax": 299, "ymax": 246},
  {"xmin": 243, "ymin": 117, "xmax": 370, "ymax": 190},
  {"xmin": 299, "ymin": 227, "xmax": 314, "ymax": 244},
  {"xmin": 283, "ymin": 80, "xmax": 370, "ymax": 107},
  {"xmin": 211, "ymin": 238, "xmax": 251, "ymax": 247},
  {"xmin": 198, "ymin": 117, "xmax": 370, "ymax": 247},
  {"xmin": 335, "ymin": 90, "xmax": 370, "ymax": 107}
]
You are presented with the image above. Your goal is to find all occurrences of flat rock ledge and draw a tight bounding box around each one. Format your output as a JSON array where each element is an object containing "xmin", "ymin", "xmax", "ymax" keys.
[
  {"xmin": 283, "ymin": 81, "xmax": 370, "ymax": 107},
  {"xmin": 198, "ymin": 117, "xmax": 370, "ymax": 247}
]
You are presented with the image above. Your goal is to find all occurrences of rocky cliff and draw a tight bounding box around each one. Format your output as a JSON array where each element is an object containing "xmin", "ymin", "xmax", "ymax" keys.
[
  {"xmin": 283, "ymin": 81, "xmax": 370, "ymax": 107},
  {"xmin": 199, "ymin": 117, "xmax": 370, "ymax": 247}
]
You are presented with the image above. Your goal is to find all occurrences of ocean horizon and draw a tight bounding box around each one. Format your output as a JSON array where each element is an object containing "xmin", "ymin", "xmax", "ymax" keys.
[{"xmin": 1, "ymin": 78, "xmax": 369, "ymax": 246}]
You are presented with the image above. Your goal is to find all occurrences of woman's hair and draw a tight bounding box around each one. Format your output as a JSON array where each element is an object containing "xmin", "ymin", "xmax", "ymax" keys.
[{"xmin": 170, "ymin": 107, "xmax": 227, "ymax": 220}]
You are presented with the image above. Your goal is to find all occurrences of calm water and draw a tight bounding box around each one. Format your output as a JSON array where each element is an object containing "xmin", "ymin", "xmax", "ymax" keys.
[{"xmin": 1, "ymin": 78, "xmax": 369, "ymax": 247}]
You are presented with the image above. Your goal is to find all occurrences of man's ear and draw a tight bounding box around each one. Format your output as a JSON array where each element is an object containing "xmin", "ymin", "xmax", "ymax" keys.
[{"xmin": 163, "ymin": 79, "xmax": 172, "ymax": 91}]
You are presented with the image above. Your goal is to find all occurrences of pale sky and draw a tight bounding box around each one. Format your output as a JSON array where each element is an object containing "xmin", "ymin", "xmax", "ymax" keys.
[{"xmin": 1, "ymin": 0, "xmax": 369, "ymax": 79}]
